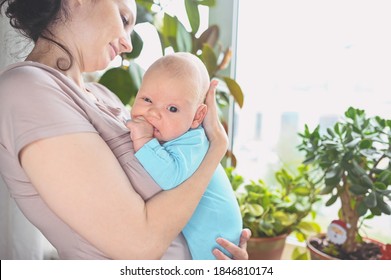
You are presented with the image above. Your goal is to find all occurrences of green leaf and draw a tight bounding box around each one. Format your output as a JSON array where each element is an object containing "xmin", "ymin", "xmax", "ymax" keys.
[
  {"xmin": 294, "ymin": 231, "xmax": 306, "ymax": 242},
  {"xmin": 359, "ymin": 139, "xmax": 372, "ymax": 149},
  {"xmin": 320, "ymin": 184, "xmax": 335, "ymax": 195},
  {"xmin": 334, "ymin": 122, "xmax": 340, "ymax": 134},
  {"xmin": 356, "ymin": 202, "xmax": 368, "ymax": 217},
  {"xmin": 135, "ymin": 2, "xmax": 154, "ymax": 24},
  {"xmin": 378, "ymin": 202, "xmax": 391, "ymax": 215},
  {"xmin": 291, "ymin": 248, "xmax": 310, "ymax": 260},
  {"xmin": 360, "ymin": 175, "xmax": 373, "ymax": 188},
  {"xmin": 161, "ymin": 14, "xmax": 179, "ymax": 51},
  {"xmin": 364, "ymin": 191, "xmax": 377, "ymax": 208},
  {"xmin": 374, "ymin": 182, "xmax": 387, "ymax": 191},
  {"xmin": 162, "ymin": 14, "xmax": 177, "ymax": 38},
  {"xmin": 350, "ymin": 160, "xmax": 366, "ymax": 177},
  {"xmin": 349, "ymin": 184, "xmax": 369, "ymax": 195},
  {"xmin": 293, "ymin": 187, "xmax": 311, "ymax": 196},
  {"xmin": 98, "ymin": 63, "xmax": 144, "ymax": 106},
  {"xmin": 370, "ymin": 207, "xmax": 382, "ymax": 216},
  {"xmin": 197, "ymin": 0, "xmax": 216, "ymax": 6},
  {"xmin": 127, "ymin": 61, "xmax": 144, "ymax": 105},
  {"xmin": 201, "ymin": 44, "xmax": 218, "ymax": 76},
  {"xmin": 345, "ymin": 137, "xmax": 361, "ymax": 148},
  {"xmin": 98, "ymin": 67, "xmax": 133, "ymax": 105},
  {"xmin": 377, "ymin": 199, "xmax": 391, "ymax": 215},
  {"xmin": 123, "ymin": 31, "xmax": 143, "ymax": 60},
  {"xmin": 325, "ymin": 167, "xmax": 342, "ymax": 186},
  {"xmin": 246, "ymin": 203, "xmax": 264, "ymax": 217},
  {"xmin": 327, "ymin": 127, "xmax": 335, "ymax": 137},
  {"xmin": 185, "ymin": 0, "xmax": 200, "ymax": 34},
  {"xmin": 159, "ymin": 12, "xmax": 192, "ymax": 53},
  {"xmin": 297, "ymin": 221, "xmax": 321, "ymax": 234},
  {"xmin": 273, "ymin": 211, "xmax": 296, "ymax": 226},
  {"xmin": 176, "ymin": 20, "xmax": 192, "ymax": 52},
  {"xmin": 345, "ymin": 106, "xmax": 357, "ymax": 119},
  {"xmin": 325, "ymin": 194, "xmax": 338, "ymax": 206},
  {"xmin": 223, "ymin": 77, "xmax": 244, "ymax": 108},
  {"xmin": 378, "ymin": 170, "xmax": 391, "ymax": 185}
]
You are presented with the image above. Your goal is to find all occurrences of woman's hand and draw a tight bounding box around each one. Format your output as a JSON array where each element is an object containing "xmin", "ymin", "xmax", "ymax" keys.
[
  {"xmin": 213, "ymin": 228, "xmax": 252, "ymax": 260},
  {"xmin": 203, "ymin": 80, "xmax": 228, "ymax": 153}
]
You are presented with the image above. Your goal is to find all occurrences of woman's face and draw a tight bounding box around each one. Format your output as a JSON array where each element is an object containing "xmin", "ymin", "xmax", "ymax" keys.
[{"xmin": 67, "ymin": 0, "xmax": 136, "ymax": 72}]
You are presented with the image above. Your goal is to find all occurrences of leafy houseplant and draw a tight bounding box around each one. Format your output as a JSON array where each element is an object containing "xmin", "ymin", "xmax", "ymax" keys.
[
  {"xmin": 298, "ymin": 107, "xmax": 391, "ymax": 259},
  {"xmin": 226, "ymin": 166, "xmax": 321, "ymax": 259}
]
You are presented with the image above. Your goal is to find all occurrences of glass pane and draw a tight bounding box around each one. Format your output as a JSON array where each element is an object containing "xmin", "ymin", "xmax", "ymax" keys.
[{"xmin": 234, "ymin": 0, "xmax": 391, "ymax": 243}]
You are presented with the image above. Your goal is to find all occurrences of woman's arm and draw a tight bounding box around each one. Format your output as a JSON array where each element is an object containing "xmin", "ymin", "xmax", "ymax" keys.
[
  {"xmin": 201, "ymin": 80, "xmax": 250, "ymax": 260},
  {"xmin": 20, "ymin": 81, "xmax": 227, "ymax": 260}
]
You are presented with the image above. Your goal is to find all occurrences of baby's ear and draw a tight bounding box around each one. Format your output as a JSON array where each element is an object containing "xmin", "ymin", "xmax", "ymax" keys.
[{"xmin": 191, "ymin": 104, "xmax": 207, "ymax": 129}]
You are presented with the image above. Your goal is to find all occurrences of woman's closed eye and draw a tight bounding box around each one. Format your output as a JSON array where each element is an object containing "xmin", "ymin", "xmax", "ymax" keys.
[{"xmin": 121, "ymin": 15, "xmax": 129, "ymax": 26}]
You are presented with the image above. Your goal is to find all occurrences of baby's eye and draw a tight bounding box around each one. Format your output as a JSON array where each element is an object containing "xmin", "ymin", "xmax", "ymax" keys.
[
  {"xmin": 167, "ymin": 106, "xmax": 178, "ymax": 113},
  {"xmin": 142, "ymin": 97, "xmax": 152, "ymax": 103}
]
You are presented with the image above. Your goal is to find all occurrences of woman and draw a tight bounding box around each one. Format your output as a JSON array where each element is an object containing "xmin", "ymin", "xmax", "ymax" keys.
[{"xmin": 0, "ymin": 0, "xmax": 250, "ymax": 259}]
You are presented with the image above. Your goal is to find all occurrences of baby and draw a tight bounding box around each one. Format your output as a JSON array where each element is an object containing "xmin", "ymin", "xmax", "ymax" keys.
[{"xmin": 127, "ymin": 52, "xmax": 242, "ymax": 259}]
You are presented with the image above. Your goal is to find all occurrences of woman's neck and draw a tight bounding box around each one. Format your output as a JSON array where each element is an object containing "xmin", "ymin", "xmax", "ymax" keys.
[{"xmin": 26, "ymin": 38, "xmax": 85, "ymax": 89}]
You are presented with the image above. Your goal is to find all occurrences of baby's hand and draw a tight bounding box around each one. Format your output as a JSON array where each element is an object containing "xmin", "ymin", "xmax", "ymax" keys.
[{"xmin": 126, "ymin": 117, "xmax": 154, "ymax": 151}]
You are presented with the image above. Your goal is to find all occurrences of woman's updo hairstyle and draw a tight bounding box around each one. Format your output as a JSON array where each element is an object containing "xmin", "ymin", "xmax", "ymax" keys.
[
  {"xmin": 0, "ymin": 0, "xmax": 73, "ymax": 70},
  {"xmin": 0, "ymin": 0, "xmax": 63, "ymax": 42}
]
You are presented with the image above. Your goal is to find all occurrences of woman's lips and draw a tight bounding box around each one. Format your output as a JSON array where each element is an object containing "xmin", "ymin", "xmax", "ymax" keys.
[{"xmin": 109, "ymin": 43, "xmax": 118, "ymax": 60}]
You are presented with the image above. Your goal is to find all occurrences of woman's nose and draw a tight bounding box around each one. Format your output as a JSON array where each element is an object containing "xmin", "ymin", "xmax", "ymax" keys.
[{"xmin": 119, "ymin": 35, "xmax": 133, "ymax": 53}]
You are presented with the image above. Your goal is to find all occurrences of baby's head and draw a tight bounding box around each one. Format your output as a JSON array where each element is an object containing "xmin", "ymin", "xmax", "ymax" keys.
[
  {"xmin": 131, "ymin": 52, "xmax": 210, "ymax": 142},
  {"xmin": 150, "ymin": 52, "xmax": 210, "ymax": 103}
]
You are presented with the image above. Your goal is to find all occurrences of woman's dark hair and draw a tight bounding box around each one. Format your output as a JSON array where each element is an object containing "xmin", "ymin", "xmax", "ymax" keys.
[{"xmin": 0, "ymin": 0, "xmax": 73, "ymax": 70}]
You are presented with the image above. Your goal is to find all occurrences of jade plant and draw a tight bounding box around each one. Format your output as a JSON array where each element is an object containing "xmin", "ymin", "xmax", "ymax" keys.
[
  {"xmin": 226, "ymin": 166, "xmax": 321, "ymax": 241},
  {"xmin": 298, "ymin": 107, "xmax": 391, "ymax": 256}
]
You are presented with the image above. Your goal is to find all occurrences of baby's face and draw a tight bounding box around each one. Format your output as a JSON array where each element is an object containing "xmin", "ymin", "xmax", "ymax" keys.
[{"xmin": 131, "ymin": 70, "xmax": 203, "ymax": 142}]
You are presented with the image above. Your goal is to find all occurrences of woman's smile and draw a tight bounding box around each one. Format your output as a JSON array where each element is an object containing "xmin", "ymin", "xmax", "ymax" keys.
[{"xmin": 109, "ymin": 43, "xmax": 118, "ymax": 60}]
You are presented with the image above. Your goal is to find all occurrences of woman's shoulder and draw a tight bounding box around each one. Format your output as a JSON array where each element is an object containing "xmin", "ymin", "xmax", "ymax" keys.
[
  {"xmin": 1, "ymin": 61, "xmax": 54, "ymax": 77},
  {"xmin": 0, "ymin": 62, "xmax": 70, "ymax": 105},
  {"xmin": 0, "ymin": 61, "xmax": 67, "ymax": 90}
]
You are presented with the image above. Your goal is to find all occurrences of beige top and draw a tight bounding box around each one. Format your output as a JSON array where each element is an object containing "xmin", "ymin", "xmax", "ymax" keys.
[{"xmin": 0, "ymin": 61, "xmax": 191, "ymax": 259}]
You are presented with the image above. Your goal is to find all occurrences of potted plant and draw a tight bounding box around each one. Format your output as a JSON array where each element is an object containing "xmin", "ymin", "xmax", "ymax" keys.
[
  {"xmin": 298, "ymin": 106, "xmax": 391, "ymax": 260},
  {"xmin": 226, "ymin": 165, "xmax": 321, "ymax": 259}
]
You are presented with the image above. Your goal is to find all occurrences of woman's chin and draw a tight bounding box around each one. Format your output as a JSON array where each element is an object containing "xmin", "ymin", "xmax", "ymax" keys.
[{"xmin": 84, "ymin": 62, "xmax": 109, "ymax": 73}]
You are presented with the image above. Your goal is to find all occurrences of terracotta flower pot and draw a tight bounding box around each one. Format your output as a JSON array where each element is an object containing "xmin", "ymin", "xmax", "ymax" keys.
[
  {"xmin": 306, "ymin": 234, "xmax": 339, "ymax": 260},
  {"xmin": 247, "ymin": 234, "xmax": 288, "ymax": 260},
  {"xmin": 307, "ymin": 233, "xmax": 385, "ymax": 260}
]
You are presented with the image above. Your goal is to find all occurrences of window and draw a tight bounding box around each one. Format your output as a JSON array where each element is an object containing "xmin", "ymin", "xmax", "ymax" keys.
[{"xmin": 233, "ymin": 0, "xmax": 391, "ymax": 242}]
